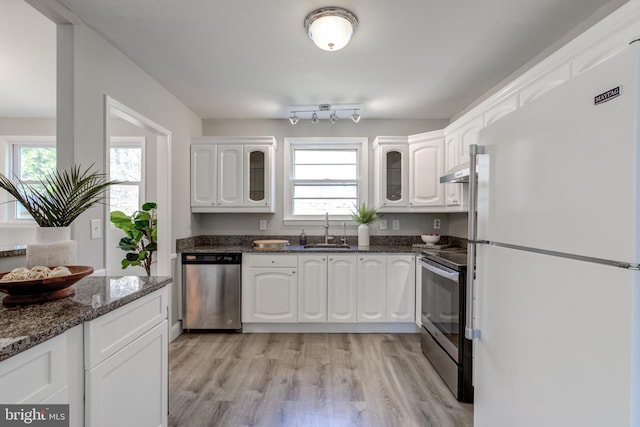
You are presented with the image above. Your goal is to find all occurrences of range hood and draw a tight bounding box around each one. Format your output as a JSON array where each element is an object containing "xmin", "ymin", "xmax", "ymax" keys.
[{"xmin": 440, "ymin": 163, "xmax": 472, "ymax": 183}]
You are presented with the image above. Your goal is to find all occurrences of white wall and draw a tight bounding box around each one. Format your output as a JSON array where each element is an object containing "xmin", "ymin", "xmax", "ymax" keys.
[
  {"xmin": 53, "ymin": 18, "xmax": 202, "ymax": 269},
  {"xmin": 199, "ymin": 118, "xmax": 450, "ymax": 238}
]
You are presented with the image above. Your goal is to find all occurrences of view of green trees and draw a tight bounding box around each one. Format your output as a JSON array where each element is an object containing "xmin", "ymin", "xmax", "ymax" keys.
[{"xmin": 19, "ymin": 146, "xmax": 56, "ymax": 180}]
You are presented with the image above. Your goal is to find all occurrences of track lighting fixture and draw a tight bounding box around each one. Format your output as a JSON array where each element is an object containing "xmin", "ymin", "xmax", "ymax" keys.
[{"xmin": 288, "ymin": 104, "xmax": 361, "ymax": 125}]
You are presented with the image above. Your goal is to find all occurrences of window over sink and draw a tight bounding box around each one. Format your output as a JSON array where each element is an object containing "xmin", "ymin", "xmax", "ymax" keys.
[{"xmin": 283, "ymin": 137, "xmax": 368, "ymax": 221}]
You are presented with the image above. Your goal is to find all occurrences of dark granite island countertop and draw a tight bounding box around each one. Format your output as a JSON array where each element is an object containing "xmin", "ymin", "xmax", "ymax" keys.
[{"xmin": 0, "ymin": 275, "xmax": 172, "ymax": 362}]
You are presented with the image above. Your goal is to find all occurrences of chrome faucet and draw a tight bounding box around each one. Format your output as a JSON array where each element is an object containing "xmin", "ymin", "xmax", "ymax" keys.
[
  {"xmin": 341, "ymin": 222, "xmax": 348, "ymax": 246},
  {"xmin": 324, "ymin": 212, "xmax": 334, "ymax": 244}
]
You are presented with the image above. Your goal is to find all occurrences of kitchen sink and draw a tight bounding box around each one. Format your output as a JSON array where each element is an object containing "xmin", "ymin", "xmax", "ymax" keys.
[{"xmin": 303, "ymin": 244, "xmax": 353, "ymax": 250}]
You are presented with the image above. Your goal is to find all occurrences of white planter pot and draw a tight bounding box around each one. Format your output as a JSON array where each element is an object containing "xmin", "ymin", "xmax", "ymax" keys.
[
  {"xmin": 27, "ymin": 226, "xmax": 78, "ymax": 267},
  {"xmin": 358, "ymin": 223, "xmax": 370, "ymax": 248}
]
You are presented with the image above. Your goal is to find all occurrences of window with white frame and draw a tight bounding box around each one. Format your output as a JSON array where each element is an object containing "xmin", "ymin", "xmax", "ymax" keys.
[
  {"xmin": 284, "ymin": 137, "xmax": 368, "ymax": 220},
  {"xmin": 9, "ymin": 140, "xmax": 57, "ymax": 221},
  {"xmin": 109, "ymin": 137, "xmax": 145, "ymax": 214}
]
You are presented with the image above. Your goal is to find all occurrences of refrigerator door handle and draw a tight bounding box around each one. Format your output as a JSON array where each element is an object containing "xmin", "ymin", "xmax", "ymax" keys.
[{"xmin": 466, "ymin": 144, "xmax": 484, "ymax": 340}]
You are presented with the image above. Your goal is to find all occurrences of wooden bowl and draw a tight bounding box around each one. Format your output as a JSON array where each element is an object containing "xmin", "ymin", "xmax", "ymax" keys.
[{"xmin": 0, "ymin": 265, "xmax": 94, "ymax": 306}]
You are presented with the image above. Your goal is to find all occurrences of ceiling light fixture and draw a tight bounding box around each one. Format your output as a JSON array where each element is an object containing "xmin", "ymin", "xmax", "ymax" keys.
[
  {"xmin": 304, "ymin": 7, "xmax": 358, "ymax": 52},
  {"xmin": 288, "ymin": 104, "xmax": 362, "ymax": 125}
]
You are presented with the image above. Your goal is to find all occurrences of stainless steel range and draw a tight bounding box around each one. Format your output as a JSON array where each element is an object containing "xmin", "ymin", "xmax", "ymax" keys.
[{"xmin": 419, "ymin": 248, "xmax": 473, "ymax": 402}]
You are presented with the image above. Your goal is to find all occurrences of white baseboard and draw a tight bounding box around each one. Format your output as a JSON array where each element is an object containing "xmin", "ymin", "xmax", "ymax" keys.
[
  {"xmin": 170, "ymin": 321, "xmax": 182, "ymax": 342},
  {"xmin": 242, "ymin": 323, "xmax": 419, "ymax": 334}
]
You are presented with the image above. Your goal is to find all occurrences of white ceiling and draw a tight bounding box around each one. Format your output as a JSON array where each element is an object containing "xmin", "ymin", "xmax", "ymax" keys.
[
  {"xmin": 2, "ymin": 0, "xmax": 629, "ymax": 120},
  {"xmin": 0, "ymin": 0, "xmax": 55, "ymax": 118}
]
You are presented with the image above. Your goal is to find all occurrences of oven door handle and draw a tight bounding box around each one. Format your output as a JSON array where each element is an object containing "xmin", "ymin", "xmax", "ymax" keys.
[{"xmin": 419, "ymin": 258, "xmax": 460, "ymax": 281}]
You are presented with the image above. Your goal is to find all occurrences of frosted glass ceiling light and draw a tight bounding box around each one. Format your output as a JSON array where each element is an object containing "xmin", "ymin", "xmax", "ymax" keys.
[
  {"xmin": 304, "ymin": 7, "xmax": 358, "ymax": 51},
  {"xmin": 351, "ymin": 110, "xmax": 361, "ymax": 123}
]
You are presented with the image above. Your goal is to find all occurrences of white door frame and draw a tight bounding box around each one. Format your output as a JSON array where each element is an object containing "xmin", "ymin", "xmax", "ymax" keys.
[{"xmin": 104, "ymin": 95, "xmax": 172, "ymax": 276}]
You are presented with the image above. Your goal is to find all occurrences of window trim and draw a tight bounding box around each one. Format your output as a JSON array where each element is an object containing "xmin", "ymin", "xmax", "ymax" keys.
[
  {"xmin": 108, "ymin": 136, "xmax": 146, "ymax": 215},
  {"xmin": 2, "ymin": 136, "xmax": 56, "ymax": 223},
  {"xmin": 283, "ymin": 137, "xmax": 368, "ymax": 223}
]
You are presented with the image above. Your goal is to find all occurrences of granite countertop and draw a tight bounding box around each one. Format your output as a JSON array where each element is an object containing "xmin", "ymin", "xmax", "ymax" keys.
[
  {"xmin": 0, "ymin": 245, "xmax": 26, "ymax": 258},
  {"xmin": 179, "ymin": 244, "xmax": 421, "ymax": 254},
  {"xmin": 0, "ymin": 275, "xmax": 172, "ymax": 362}
]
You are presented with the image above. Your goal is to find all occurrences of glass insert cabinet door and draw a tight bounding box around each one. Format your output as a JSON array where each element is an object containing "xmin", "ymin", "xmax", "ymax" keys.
[
  {"xmin": 386, "ymin": 150, "xmax": 402, "ymax": 202},
  {"xmin": 245, "ymin": 146, "xmax": 270, "ymax": 206}
]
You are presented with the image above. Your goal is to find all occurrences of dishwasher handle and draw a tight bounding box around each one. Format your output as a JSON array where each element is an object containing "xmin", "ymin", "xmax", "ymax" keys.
[{"xmin": 182, "ymin": 253, "xmax": 242, "ymax": 264}]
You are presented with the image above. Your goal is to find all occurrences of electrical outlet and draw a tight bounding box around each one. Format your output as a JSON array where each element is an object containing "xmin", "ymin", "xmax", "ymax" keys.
[
  {"xmin": 434, "ymin": 218, "xmax": 441, "ymax": 229},
  {"xmin": 392, "ymin": 219, "xmax": 400, "ymax": 230},
  {"xmin": 379, "ymin": 219, "xmax": 387, "ymax": 230},
  {"xmin": 259, "ymin": 219, "xmax": 267, "ymax": 231},
  {"xmin": 90, "ymin": 219, "xmax": 101, "ymax": 239}
]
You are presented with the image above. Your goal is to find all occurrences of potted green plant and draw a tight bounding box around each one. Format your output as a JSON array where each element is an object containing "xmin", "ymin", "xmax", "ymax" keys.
[
  {"xmin": 110, "ymin": 202, "xmax": 157, "ymax": 276},
  {"xmin": 350, "ymin": 202, "xmax": 380, "ymax": 248},
  {"xmin": 0, "ymin": 164, "xmax": 118, "ymax": 266}
]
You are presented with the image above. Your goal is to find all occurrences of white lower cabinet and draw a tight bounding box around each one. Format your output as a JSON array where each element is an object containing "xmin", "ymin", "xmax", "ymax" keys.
[
  {"xmin": 243, "ymin": 255, "xmax": 298, "ymax": 322},
  {"xmin": 298, "ymin": 255, "xmax": 328, "ymax": 322},
  {"xmin": 386, "ymin": 255, "xmax": 416, "ymax": 322},
  {"xmin": 357, "ymin": 255, "xmax": 387, "ymax": 322},
  {"xmin": 0, "ymin": 286, "xmax": 169, "ymax": 427},
  {"xmin": 0, "ymin": 325, "xmax": 83, "ymax": 427},
  {"xmin": 357, "ymin": 254, "xmax": 416, "ymax": 322},
  {"xmin": 243, "ymin": 253, "xmax": 415, "ymax": 326},
  {"xmin": 327, "ymin": 255, "xmax": 358, "ymax": 322},
  {"xmin": 84, "ymin": 287, "xmax": 169, "ymax": 427},
  {"xmin": 85, "ymin": 321, "xmax": 168, "ymax": 427}
]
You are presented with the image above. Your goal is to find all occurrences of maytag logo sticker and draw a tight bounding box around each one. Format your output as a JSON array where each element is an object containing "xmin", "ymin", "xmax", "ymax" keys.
[
  {"xmin": 0, "ymin": 405, "xmax": 69, "ymax": 426},
  {"xmin": 594, "ymin": 86, "xmax": 620, "ymax": 105}
]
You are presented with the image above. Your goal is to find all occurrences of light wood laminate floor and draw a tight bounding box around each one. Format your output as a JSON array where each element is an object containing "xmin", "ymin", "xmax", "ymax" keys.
[{"xmin": 168, "ymin": 333, "xmax": 473, "ymax": 427}]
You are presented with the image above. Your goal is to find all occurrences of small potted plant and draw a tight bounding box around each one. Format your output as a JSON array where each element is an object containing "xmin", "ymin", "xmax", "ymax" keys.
[
  {"xmin": 110, "ymin": 202, "xmax": 157, "ymax": 276},
  {"xmin": 350, "ymin": 202, "xmax": 380, "ymax": 248},
  {"xmin": 0, "ymin": 164, "xmax": 118, "ymax": 266}
]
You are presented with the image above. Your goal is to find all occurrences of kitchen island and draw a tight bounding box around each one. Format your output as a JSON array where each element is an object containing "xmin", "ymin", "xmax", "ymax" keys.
[
  {"xmin": 0, "ymin": 275, "xmax": 171, "ymax": 361},
  {"xmin": 0, "ymin": 275, "xmax": 171, "ymax": 427}
]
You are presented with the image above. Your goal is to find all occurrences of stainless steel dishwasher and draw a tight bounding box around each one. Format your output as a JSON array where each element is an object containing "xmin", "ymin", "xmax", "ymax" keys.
[{"xmin": 182, "ymin": 253, "xmax": 241, "ymax": 331}]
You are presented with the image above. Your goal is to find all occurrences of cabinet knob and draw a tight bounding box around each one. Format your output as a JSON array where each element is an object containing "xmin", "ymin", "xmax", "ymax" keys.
[
  {"xmin": 292, "ymin": 271, "xmax": 296, "ymax": 274},
  {"xmin": 322, "ymin": 258, "xmax": 326, "ymax": 261},
  {"xmin": 383, "ymin": 202, "xmax": 387, "ymax": 205},
  {"xmin": 360, "ymin": 258, "xmax": 364, "ymax": 261},
  {"xmin": 265, "ymin": 202, "xmax": 268, "ymax": 206},
  {"xmin": 329, "ymin": 258, "xmax": 333, "ymax": 261},
  {"xmin": 271, "ymin": 260, "xmax": 275, "ymax": 264}
]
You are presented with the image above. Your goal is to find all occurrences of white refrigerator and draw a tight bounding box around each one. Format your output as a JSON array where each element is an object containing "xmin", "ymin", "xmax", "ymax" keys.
[{"xmin": 472, "ymin": 43, "xmax": 640, "ymax": 426}]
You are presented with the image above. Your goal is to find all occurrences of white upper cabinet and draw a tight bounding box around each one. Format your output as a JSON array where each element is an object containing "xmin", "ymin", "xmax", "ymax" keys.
[
  {"xmin": 191, "ymin": 136, "xmax": 276, "ymax": 213},
  {"xmin": 244, "ymin": 145, "xmax": 273, "ymax": 209},
  {"xmin": 216, "ymin": 145, "xmax": 243, "ymax": 207},
  {"xmin": 456, "ymin": 116, "xmax": 483, "ymax": 166},
  {"xmin": 372, "ymin": 137, "xmax": 409, "ymax": 211},
  {"xmin": 191, "ymin": 144, "xmax": 217, "ymax": 207},
  {"xmin": 408, "ymin": 130, "xmax": 445, "ymax": 208}
]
